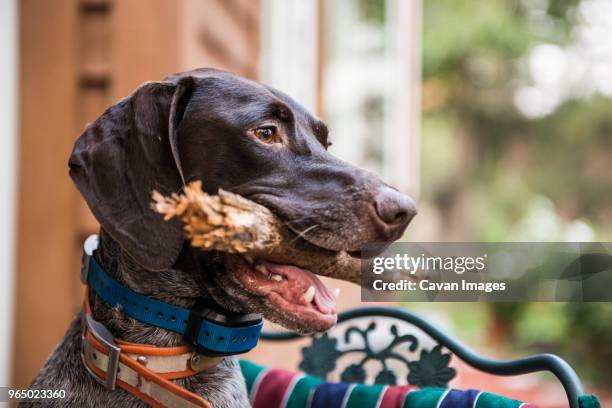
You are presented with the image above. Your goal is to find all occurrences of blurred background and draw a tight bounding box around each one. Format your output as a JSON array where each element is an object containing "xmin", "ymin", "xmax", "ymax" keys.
[{"xmin": 1, "ymin": 0, "xmax": 611, "ymax": 406}]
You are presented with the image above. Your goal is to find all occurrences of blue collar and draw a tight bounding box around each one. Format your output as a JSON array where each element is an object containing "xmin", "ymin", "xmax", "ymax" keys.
[{"xmin": 80, "ymin": 235, "xmax": 263, "ymax": 356}]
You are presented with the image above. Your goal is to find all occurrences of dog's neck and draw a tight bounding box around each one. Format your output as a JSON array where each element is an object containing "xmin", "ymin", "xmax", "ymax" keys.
[{"xmin": 89, "ymin": 229, "xmax": 209, "ymax": 347}]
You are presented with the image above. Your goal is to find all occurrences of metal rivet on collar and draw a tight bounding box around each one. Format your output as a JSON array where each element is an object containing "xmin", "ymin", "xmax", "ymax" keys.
[
  {"xmin": 189, "ymin": 353, "xmax": 223, "ymax": 372},
  {"xmin": 190, "ymin": 353, "xmax": 206, "ymax": 371}
]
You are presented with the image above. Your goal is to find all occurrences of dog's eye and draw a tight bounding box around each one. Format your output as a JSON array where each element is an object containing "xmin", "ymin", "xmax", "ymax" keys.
[{"xmin": 253, "ymin": 127, "xmax": 276, "ymax": 144}]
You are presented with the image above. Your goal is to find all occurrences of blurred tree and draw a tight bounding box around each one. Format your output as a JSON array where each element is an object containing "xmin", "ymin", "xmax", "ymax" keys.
[
  {"xmin": 564, "ymin": 303, "xmax": 612, "ymax": 386},
  {"xmin": 421, "ymin": 0, "xmax": 612, "ymax": 387},
  {"xmin": 421, "ymin": 0, "xmax": 611, "ymax": 240}
]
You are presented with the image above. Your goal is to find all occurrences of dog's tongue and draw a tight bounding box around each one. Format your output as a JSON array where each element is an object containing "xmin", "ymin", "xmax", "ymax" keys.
[{"xmin": 263, "ymin": 262, "xmax": 337, "ymax": 314}]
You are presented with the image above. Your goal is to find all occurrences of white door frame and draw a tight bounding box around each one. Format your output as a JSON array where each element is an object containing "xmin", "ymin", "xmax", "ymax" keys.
[
  {"xmin": 260, "ymin": 0, "xmax": 320, "ymax": 113},
  {"xmin": 0, "ymin": 0, "xmax": 18, "ymax": 387}
]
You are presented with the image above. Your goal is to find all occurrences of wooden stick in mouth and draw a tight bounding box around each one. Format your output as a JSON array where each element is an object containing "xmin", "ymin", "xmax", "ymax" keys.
[{"xmin": 151, "ymin": 181, "xmax": 361, "ymax": 284}]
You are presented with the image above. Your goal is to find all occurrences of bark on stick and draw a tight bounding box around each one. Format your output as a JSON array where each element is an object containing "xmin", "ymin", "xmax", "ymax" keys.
[{"xmin": 152, "ymin": 181, "xmax": 361, "ymax": 284}]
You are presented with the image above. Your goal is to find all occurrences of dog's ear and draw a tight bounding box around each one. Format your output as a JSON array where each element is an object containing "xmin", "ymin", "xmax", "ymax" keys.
[{"xmin": 69, "ymin": 77, "xmax": 195, "ymax": 271}]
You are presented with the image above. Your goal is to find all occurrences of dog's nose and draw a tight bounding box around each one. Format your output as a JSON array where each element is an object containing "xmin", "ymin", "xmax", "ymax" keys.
[{"xmin": 373, "ymin": 187, "xmax": 417, "ymax": 231}]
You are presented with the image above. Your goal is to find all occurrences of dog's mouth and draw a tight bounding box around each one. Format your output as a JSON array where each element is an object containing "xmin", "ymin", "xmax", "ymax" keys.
[{"xmin": 226, "ymin": 254, "xmax": 338, "ymax": 332}]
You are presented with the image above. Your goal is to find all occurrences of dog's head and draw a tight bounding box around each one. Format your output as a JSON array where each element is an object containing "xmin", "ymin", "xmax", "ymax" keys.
[{"xmin": 69, "ymin": 68, "xmax": 416, "ymax": 333}]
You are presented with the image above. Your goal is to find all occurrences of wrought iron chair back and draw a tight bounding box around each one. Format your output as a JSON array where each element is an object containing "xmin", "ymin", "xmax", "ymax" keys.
[{"xmin": 261, "ymin": 306, "xmax": 589, "ymax": 408}]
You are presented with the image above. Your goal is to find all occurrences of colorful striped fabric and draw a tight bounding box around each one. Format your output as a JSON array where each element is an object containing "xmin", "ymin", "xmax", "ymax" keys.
[{"xmin": 240, "ymin": 360, "xmax": 538, "ymax": 408}]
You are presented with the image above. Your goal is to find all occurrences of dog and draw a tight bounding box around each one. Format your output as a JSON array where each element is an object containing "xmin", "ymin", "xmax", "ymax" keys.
[{"xmin": 25, "ymin": 68, "xmax": 416, "ymax": 407}]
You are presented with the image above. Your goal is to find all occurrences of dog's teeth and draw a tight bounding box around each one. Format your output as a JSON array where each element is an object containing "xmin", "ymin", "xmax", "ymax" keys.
[
  {"xmin": 255, "ymin": 264, "xmax": 268, "ymax": 275},
  {"xmin": 333, "ymin": 288, "xmax": 341, "ymax": 297},
  {"xmin": 270, "ymin": 274, "xmax": 283, "ymax": 281},
  {"xmin": 303, "ymin": 286, "xmax": 315, "ymax": 304}
]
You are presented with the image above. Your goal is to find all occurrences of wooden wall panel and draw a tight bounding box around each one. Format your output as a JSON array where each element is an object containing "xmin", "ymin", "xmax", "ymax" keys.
[
  {"xmin": 79, "ymin": 6, "xmax": 110, "ymax": 78},
  {"xmin": 75, "ymin": 1, "xmax": 111, "ymax": 241},
  {"xmin": 179, "ymin": 0, "xmax": 260, "ymax": 78},
  {"xmin": 13, "ymin": 0, "xmax": 80, "ymax": 388},
  {"xmin": 111, "ymin": 1, "xmax": 179, "ymax": 97}
]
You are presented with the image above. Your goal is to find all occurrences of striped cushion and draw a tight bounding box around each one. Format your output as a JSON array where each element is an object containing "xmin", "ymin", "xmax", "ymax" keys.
[{"xmin": 239, "ymin": 360, "xmax": 538, "ymax": 408}]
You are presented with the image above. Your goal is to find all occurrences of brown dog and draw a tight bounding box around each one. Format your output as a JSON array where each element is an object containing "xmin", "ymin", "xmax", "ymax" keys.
[{"xmin": 26, "ymin": 68, "xmax": 415, "ymax": 407}]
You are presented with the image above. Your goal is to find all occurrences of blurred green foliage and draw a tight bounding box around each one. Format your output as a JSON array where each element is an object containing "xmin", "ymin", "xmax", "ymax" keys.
[
  {"xmin": 423, "ymin": 0, "xmax": 530, "ymax": 79},
  {"xmin": 358, "ymin": 0, "xmax": 386, "ymax": 26},
  {"xmin": 421, "ymin": 0, "xmax": 612, "ymax": 387},
  {"xmin": 422, "ymin": 0, "xmax": 611, "ymax": 239}
]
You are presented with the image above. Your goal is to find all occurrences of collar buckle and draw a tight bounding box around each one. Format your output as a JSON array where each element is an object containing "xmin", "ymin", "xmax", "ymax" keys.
[
  {"xmin": 83, "ymin": 314, "xmax": 121, "ymax": 390},
  {"xmin": 184, "ymin": 300, "xmax": 262, "ymax": 356}
]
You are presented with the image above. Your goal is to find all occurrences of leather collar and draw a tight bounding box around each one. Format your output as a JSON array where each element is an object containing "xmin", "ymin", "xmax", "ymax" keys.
[{"xmin": 81, "ymin": 289, "xmax": 217, "ymax": 407}]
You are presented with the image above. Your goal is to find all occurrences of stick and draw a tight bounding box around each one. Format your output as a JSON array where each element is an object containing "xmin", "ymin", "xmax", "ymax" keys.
[{"xmin": 152, "ymin": 181, "xmax": 361, "ymax": 284}]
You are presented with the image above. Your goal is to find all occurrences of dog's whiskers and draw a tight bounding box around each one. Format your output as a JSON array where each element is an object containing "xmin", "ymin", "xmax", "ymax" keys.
[
  {"xmin": 289, "ymin": 224, "xmax": 319, "ymax": 244},
  {"xmin": 281, "ymin": 216, "xmax": 315, "ymax": 228}
]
